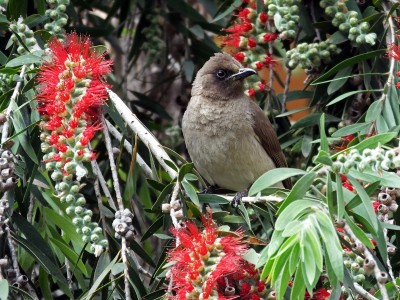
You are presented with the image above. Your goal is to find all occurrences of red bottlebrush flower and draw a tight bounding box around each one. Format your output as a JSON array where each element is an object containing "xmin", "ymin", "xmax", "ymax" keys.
[
  {"xmin": 167, "ymin": 214, "xmax": 248, "ymax": 299},
  {"xmin": 372, "ymin": 201, "xmax": 380, "ymax": 213},
  {"xmin": 248, "ymin": 88, "xmax": 255, "ymax": 97},
  {"xmin": 263, "ymin": 33, "xmax": 279, "ymax": 42},
  {"xmin": 237, "ymin": 8, "xmax": 250, "ymax": 20},
  {"xmin": 305, "ymin": 288, "xmax": 331, "ymax": 300},
  {"xmin": 259, "ymin": 11, "xmax": 268, "ymax": 23},
  {"xmin": 264, "ymin": 55, "xmax": 276, "ymax": 67},
  {"xmin": 342, "ymin": 181, "xmax": 354, "ymax": 192},
  {"xmin": 255, "ymin": 61, "xmax": 264, "ymax": 70},
  {"xmin": 258, "ymin": 82, "xmax": 266, "ymax": 91},
  {"xmin": 234, "ymin": 52, "xmax": 246, "ymax": 63},
  {"xmin": 36, "ymin": 33, "xmax": 112, "ymax": 169},
  {"xmin": 247, "ymin": 37, "xmax": 257, "ymax": 48},
  {"xmin": 387, "ymin": 44, "xmax": 400, "ymax": 61},
  {"xmin": 343, "ymin": 134, "xmax": 355, "ymax": 143}
]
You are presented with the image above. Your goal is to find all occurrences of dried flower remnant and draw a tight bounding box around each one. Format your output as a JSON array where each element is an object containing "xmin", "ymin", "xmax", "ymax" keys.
[{"xmin": 36, "ymin": 33, "xmax": 112, "ymax": 256}]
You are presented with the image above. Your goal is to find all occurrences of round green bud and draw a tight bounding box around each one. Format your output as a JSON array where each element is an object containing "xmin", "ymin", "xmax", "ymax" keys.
[
  {"xmin": 83, "ymin": 215, "xmax": 92, "ymax": 223},
  {"xmin": 82, "ymin": 235, "xmax": 90, "ymax": 243},
  {"xmin": 66, "ymin": 206, "xmax": 75, "ymax": 215},
  {"xmin": 64, "ymin": 161, "xmax": 77, "ymax": 174},
  {"xmin": 49, "ymin": 10, "xmax": 59, "ymax": 19},
  {"xmin": 359, "ymin": 22, "xmax": 369, "ymax": 33},
  {"xmin": 349, "ymin": 11, "xmax": 358, "ymax": 18},
  {"xmin": 74, "ymin": 206, "xmax": 83, "ymax": 215},
  {"xmin": 339, "ymin": 23, "xmax": 350, "ymax": 32},
  {"xmin": 75, "ymin": 197, "xmax": 86, "ymax": 206},
  {"xmin": 69, "ymin": 185, "xmax": 79, "ymax": 194},
  {"xmin": 45, "ymin": 162, "xmax": 56, "ymax": 171},
  {"xmin": 349, "ymin": 27, "xmax": 358, "ymax": 35},
  {"xmin": 349, "ymin": 17, "xmax": 358, "ymax": 26},
  {"xmin": 351, "ymin": 262, "xmax": 360, "ymax": 271},
  {"xmin": 81, "ymin": 226, "xmax": 91, "ymax": 235},
  {"xmin": 51, "ymin": 171, "xmax": 63, "ymax": 181},
  {"xmin": 65, "ymin": 194, "xmax": 75, "ymax": 203},
  {"xmin": 356, "ymin": 35, "xmax": 366, "ymax": 45},
  {"xmin": 344, "ymin": 260, "xmax": 352, "ymax": 268},
  {"xmin": 72, "ymin": 217, "xmax": 82, "ymax": 226},
  {"xmin": 90, "ymin": 234, "xmax": 99, "ymax": 242},
  {"xmin": 354, "ymin": 274, "xmax": 365, "ymax": 283}
]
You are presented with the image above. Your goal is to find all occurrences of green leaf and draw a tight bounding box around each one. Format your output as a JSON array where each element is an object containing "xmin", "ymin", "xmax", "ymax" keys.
[
  {"xmin": 326, "ymin": 90, "xmax": 381, "ymax": 106},
  {"xmin": 336, "ymin": 173, "xmax": 345, "ymax": 221},
  {"xmin": 312, "ymin": 49, "xmax": 387, "ymax": 84},
  {"xmin": 319, "ymin": 113, "xmax": 328, "ymax": 152},
  {"xmin": 290, "ymin": 113, "xmax": 340, "ymax": 130},
  {"xmin": 50, "ymin": 238, "xmax": 88, "ymax": 276},
  {"xmin": 344, "ymin": 213, "xmax": 374, "ymax": 249},
  {"xmin": 278, "ymin": 172, "xmax": 316, "ymax": 214},
  {"xmin": 182, "ymin": 180, "xmax": 200, "ymax": 207},
  {"xmin": 351, "ymin": 132, "xmax": 397, "ymax": 151},
  {"xmin": 0, "ymin": 279, "xmax": 9, "ymax": 300},
  {"xmin": 198, "ymin": 194, "xmax": 230, "ymax": 204},
  {"xmin": 347, "ymin": 169, "xmax": 400, "ymax": 188},
  {"xmin": 275, "ymin": 200, "xmax": 316, "ymax": 232},
  {"xmin": 331, "ymin": 123, "xmax": 370, "ymax": 137},
  {"xmin": 365, "ymin": 100, "xmax": 383, "ymax": 122},
  {"xmin": 212, "ymin": 0, "xmax": 242, "ymax": 22},
  {"xmin": 11, "ymin": 234, "xmax": 70, "ymax": 294},
  {"xmin": 141, "ymin": 215, "xmax": 164, "ymax": 241},
  {"xmin": 84, "ymin": 253, "xmax": 119, "ymax": 299},
  {"xmin": 327, "ymin": 66, "xmax": 352, "ymax": 95},
  {"xmin": 291, "ymin": 263, "xmax": 306, "ymax": 300},
  {"xmin": 347, "ymin": 175, "xmax": 378, "ymax": 234},
  {"xmin": 178, "ymin": 163, "xmax": 194, "ymax": 182},
  {"xmin": 5, "ymin": 54, "xmax": 43, "ymax": 67},
  {"xmin": 249, "ymin": 168, "xmax": 306, "ymax": 196}
]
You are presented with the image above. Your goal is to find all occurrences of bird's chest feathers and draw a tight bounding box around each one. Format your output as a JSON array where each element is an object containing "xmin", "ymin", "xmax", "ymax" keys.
[{"xmin": 192, "ymin": 98, "xmax": 252, "ymax": 137}]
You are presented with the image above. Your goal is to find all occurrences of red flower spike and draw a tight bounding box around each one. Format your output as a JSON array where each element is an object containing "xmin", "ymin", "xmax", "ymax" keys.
[
  {"xmin": 247, "ymin": 37, "xmax": 257, "ymax": 48},
  {"xmin": 259, "ymin": 11, "xmax": 268, "ymax": 23},
  {"xmin": 36, "ymin": 32, "xmax": 112, "ymax": 176},
  {"xmin": 263, "ymin": 33, "xmax": 279, "ymax": 42},
  {"xmin": 234, "ymin": 52, "xmax": 246, "ymax": 63}
]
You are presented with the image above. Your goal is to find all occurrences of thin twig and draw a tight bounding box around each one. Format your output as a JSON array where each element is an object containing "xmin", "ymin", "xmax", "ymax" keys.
[
  {"xmin": 92, "ymin": 162, "xmax": 117, "ymax": 300},
  {"xmin": 106, "ymin": 120, "xmax": 153, "ymax": 178},
  {"xmin": 91, "ymin": 159, "xmax": 117, "ymax": 211},
  {"xmin": 102, "ymin": 115, "xmax": 131, "ymax": 300},
  {"xmin": 353, "ymin": 283, "xmax": 379, "ymax": 300},
  {"xmin": 1, "ymin": 65, "xmax": 27, "ymax": 144},
  {"xmin": 107, "ymin": 89, "xmax": 178, "ymax": 180}
]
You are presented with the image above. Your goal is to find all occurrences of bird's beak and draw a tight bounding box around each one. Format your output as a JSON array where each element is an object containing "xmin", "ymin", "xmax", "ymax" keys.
[{"xmin": 227, "ymin": 68, "xmax": 257, "ymax": 80}]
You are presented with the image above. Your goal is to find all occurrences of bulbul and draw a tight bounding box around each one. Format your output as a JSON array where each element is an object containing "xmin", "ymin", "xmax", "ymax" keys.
[{"xmin": 182, "ymin": 53, "xmax": 291, "ymax": 197}]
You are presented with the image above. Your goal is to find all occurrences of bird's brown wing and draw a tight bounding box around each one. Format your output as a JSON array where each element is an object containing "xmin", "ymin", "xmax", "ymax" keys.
[{"xmin": 249, "ymin": 100, "xmax": 292, "ymax": 189}]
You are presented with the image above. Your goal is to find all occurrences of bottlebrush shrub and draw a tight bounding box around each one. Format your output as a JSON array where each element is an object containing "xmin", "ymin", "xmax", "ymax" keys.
[
  {"xmin": 166, "ymin": 215, "xmax": 270, "ymax": 299},
  {"xmin": 36, "ymin": 33, "xmax": 112, "ymax": 256}
]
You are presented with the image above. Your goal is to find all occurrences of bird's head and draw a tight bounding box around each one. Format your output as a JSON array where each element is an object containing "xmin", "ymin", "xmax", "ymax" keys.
[{"xmin": 191, "ymin": 53, "xmax": 256, "ymax": 100}]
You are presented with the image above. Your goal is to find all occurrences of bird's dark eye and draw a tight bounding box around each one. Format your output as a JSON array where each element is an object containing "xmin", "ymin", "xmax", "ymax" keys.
[{"xmin": 216, "ymin": 69, "xmax": 227, "ymax": 79}]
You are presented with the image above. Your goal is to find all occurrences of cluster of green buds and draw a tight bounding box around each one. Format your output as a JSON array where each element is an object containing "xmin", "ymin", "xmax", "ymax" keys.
[
  {"xmin": 112, "ymin": 209, "xmax": 136, "ymax": 241},
  {"xmin": 320, "ymin": 0, "xmax": 377, "ymax": 46},
  {"xmin": 286, "ymin": 39, "xmax": 341, "ymax": 70},
  {"xmin": 265, "ymin": 0, "xmax": 301, "ymax": 40},
  {"xmin": 9, "ymin": 19, "xmax": 40, "ymax": 54},
  {"xmin": 331, "ymin": 147, "xmax": 400, "ymax": 174},
  {"xmin": 44, "ymin": 0, "xmax": 70, "ymax": 40},
  {"xmin": 141, "ymin": 9, "xmax": 165, "ymax": 64},
  {"xmin": 0, "ymin": 74, "xmax": 13, "ymax": 95},
  {"xmin": 0, "ymin": 150, "xmax": 17, "ymax": 193},
  {"xmin": 342, "ymin": 249, "xmax": 368, "ymax": 284}
]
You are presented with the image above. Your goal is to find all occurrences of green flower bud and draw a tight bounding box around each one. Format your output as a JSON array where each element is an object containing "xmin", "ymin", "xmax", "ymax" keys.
[
  {"xmin": 65, "ymin": 194, "xmax": 75, "ymax": 203},
  {"xmin": 66, "ymin": 206, "xmax": 75, "ymax": 215},
  {"xmin": 75, "ymin": 197, "xmax": 86, "ymax": 206},
  {"xmin": 82, "ymin": 235, "xmax": 90, "ymax": 243},
  {"xmin": 74, "ymin": 206, "xmax": 83, "ymax": 215},
  {"xmin": 354, "ymin": 274, "xmax": 365, "ymax": 283},
  {"xmin": 69, "ymin": 185, "xmax": 79, "ymax": 194},
  {"xmin": 51, "ymin": 171, "xmax": 63, "ymax": 181},
  {"xmin": 83, "ymin": 215, "xmax": 92, "ymax": 223},
  {"xmin": 82, "ymin": 226, "xmax": 91, "ymax": 235},
  {"xmin": 91, "ymin": 234, "xmax": 99, "ymax": 242},
  {"xmin": 351, "ymin": 262, "xmax": 360, "ymax": 271}
]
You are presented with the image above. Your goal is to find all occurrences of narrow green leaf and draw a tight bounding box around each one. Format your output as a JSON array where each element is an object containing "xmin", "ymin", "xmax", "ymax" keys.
[
  {"xmin": 347, "ymin": 175, "xmax": 378, "ymax": 234},
  {"xmin": 84, "ymin": 253, "xmax": 119, "ymax": 299},
  {"xmin": 5, "ymin": 54, "xmax": 43, "ymax": 67},
  {"xmin": 351, "ymin": 132, "xmax": 397, "ymax": 151},
  {"xmin": 319, "ymin": 114, "xmax": 328, "ymax": 152},
  {"xmin": 312, "ymin": 49, "xmax": 387, "ymax": 83},
  {"xmin": 327, "ymin": 66, "xmax": 352, "ymax": 95},
  {"xmin": 50, "ymin": 238, "xmax": 88, "ymax": 276},
  {"xmin": 326, "ymin": 90, "xmax": 381, "ymax": 106},
  {"xmin": 182, "ymin": 180, "xmax": 200, "ymax": 207},
  {"xmin": 344, "ymin": 213, "xmax": 374, "ymax": 249},
  {"xmin": 178, "ymin": 163, "xmax": 194, "ymax": 182},
  {"xmin": 365, "ymin": 100, "xmax": 383, "ymax": 122},
  {"xmin": 331, "ymin": 123, "xmax": 370, "ymax": 137},
  {"xmin": 290, "ymin": 263, "xmax": 306, "ymax": 300},
  {"xmin": 336, "ymin": 173, "xmax": 345, "ymax": 221},
  {"xmin": 0, "ymin": 279, "xmax": 9, "ymax": 300},
  {"xmin": 348, "ymin": 169, "xmax": 400, "ymax": 188},
  {"xmin": 278, "ymin": 172, "xmax": 316, "ymax": 214},
  {"xmin": 11, "ymin": 234, "xmax": 70, "ymax": 293},
  {"xmin": 275, "ymin": 200, "xmax": 315, "ymax": 231},
  {"xmin": 249, "ymin": 168, "xmax": 306, "ymax": 195},
  {"xmin": 141, "ymin": 215, "xmax": 164, "ymax": 241}
]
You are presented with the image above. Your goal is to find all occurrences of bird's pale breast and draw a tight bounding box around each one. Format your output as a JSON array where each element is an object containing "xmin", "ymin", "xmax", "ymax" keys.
[{"xmin": 182, "ymin": 96, "xmax": 276, "ymax": 191}]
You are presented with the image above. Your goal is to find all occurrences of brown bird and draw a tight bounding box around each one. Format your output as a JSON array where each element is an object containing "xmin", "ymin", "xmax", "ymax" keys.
[{"xmin": 182, "ymin": 53, "xmax": 290, "ymax": 200}]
